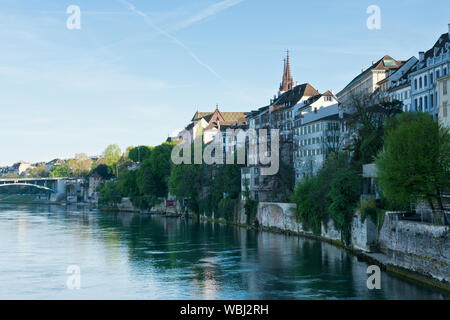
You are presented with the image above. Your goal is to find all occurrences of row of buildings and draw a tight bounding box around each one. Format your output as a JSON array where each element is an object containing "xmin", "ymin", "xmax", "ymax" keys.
[{"xmin": 173, "ymin": 24, "xmax": 450, "ymax": 202}]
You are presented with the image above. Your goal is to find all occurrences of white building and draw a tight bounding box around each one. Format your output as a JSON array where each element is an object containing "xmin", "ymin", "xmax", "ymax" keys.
[
  {"xmin": 386, "ymin": 57, "xmax": 418, "ymax": 112},
  {"xmin": 437, "ymin": 73, "xmax": 450, "ymax": 128},
  {"xmin": 293, "ymin": 97, "xmax": 349, "ymax": 183},
  {"xmin": 410, "ymin": 24, "xmax": 450, "ymax": 117}
]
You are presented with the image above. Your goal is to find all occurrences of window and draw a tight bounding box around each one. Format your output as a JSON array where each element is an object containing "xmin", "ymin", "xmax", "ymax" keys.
[
  {"xmin": 430, "ymin": 94, "xmax": 434, "ymax": 107},
  {"xmin": 424, "ymin": 96, "xmax": 428, "ymax": 110},
  {"xmin": 414, "ymin": 79, "xmax": 418, "ymax": 90},
  {"xmin": 444, "ymin": 80, "xmax": 448, "ymax": 95},
  {"xmin": 444, "ymin": 102, "xmax": 448, "ymax": 118},
  {"xmin": 415, "ymin": 99, "xmax": 418, "ymax": 110},
  {"xmin": 430, "ymin": 73, "xmax": 433, "ymax": 84},
  {"xmin": 419, "ymin": 77, "xmax": 422, "ymax": 89},
  {"xmin": 424, "ymin": 75, "xmax": 427, "ymax": 87},
  {"xmin": 436, "ymin": 70, "xmax": 440, "ymax": 79}
]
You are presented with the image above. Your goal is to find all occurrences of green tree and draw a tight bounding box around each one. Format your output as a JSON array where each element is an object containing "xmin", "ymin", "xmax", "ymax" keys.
[
  {"xmin": 98, "ymin": 181, "xmax": 122, "ymax": 208},
  {"xmin": 327, "ymin": 168, "xmax": 361, "ymax": 245},
  {"xmin": 128, "ymin": 146, "xmax": 153, "ymax": 162},
  {"xmin": 91, "ymin": 164, "xmax": 114, "ymax": 179},
  {"xmin": 148, "ymin": 142, "xmax": 175, "ymax": 197},
  {"xmin": 49, "ymin": 163, "xmax": 72, "ymax": 178},
  {"xmin": 169, "ymin": 162, "xmax": 201, "ymax": 213},
  {"xmin": 104, "ymin": 144, "xmax": 122, "ymax": 177},
  {"xmin": 376, "ymin": 112, "xmax": 450, "ymax": 222}
]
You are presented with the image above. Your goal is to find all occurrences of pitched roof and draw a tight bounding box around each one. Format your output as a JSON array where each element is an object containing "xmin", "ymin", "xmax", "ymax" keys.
[
  {"xmin": 272, "ymin": 83, "xmax": 319, "ymax": 108},
  {"xmin": 423, "ymin": 32, "xmax": 449, "ymax": 61},
  {"xmin": 192, "ymin": 112, "xmax": 213, "ymax": 121},
  {"xmin": 191, "ymin": 110, "xmax": 246, "ymax": 125},
  {"xmin": 340, "ymin": 55, "xmax": 403, "ymax": 92}
]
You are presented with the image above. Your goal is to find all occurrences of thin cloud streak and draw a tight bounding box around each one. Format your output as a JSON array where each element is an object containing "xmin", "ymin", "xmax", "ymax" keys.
[
  {"xmin": 169, "ymin": 0, "xmax": 245, "ymax": 32},
  {"xmin": 118, "ymin": 0, "xmax": 221, "ymax": 79}
]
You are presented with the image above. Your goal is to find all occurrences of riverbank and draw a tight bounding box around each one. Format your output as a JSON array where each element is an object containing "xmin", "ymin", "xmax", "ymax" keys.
[
  {"xmin": 98, "ymin": 200, "xmax": 450, "ymax": 293},
  {"xmin": 199, "ymin": 212, "xmax": 450, "ymax": 294}
]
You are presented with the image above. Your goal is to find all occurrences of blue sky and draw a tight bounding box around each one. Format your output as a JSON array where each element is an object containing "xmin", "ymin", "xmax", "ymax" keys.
[{"xmin": 0, "ymin": 0, "xmax": 449, "ymax": 166}]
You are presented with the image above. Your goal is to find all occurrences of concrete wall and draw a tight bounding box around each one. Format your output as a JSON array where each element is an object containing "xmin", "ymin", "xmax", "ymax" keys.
[
  {"xmin": 257, "ymin": 202, "xmax": 300, "ymax": 233},
  {"xmin": 351, "ymin": 213, "xmax": 378, "ymax": 252},
  {"xmin": 379, "ymin": 212, "xmax": 450, "ymax": 283},
  {"xmin": 117, "ymin": 197, "xmax": 140, "ymax": 212},
  {"xmin": 256, "ymin": 203, "xmax": 449, "ymax": 284},
  {"xmin": 256, "ymin": 203, "xmax": 374, "ymax": 249},
  {"xmin": 257, "ymin": 202, "xmax": 344, "ymax": 243}
]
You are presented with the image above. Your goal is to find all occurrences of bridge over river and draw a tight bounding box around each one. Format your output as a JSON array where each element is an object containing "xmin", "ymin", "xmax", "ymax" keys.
[{"xmin": 0, "ymin": 177, "xmax": 86, "ymax": 203}]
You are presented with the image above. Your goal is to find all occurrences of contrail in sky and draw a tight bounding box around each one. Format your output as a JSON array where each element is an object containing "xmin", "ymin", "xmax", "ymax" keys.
[
  {"xmin": 169, "ymin": 0, "xmax": 245, "ymax": 32},
  {"xmin": 118, "ymin": 0, "xmax": 221, "ymax": 79}
]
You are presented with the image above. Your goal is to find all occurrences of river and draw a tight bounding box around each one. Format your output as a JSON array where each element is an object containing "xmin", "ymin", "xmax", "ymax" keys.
[{"xmin": 0, "ymin": 203, "xmax": 447, "ymax": 299}]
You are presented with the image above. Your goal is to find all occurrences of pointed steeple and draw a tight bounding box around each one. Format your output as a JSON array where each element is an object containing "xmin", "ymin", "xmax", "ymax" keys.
[{"xmin": 279, "ymin": 50, "xmax": 294, "ymax": 93}]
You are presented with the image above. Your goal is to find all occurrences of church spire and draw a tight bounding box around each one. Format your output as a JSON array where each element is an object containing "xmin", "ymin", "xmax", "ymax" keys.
[{"xmin": 279, "ymin": 50, "xmax": 294, "ymax": 93}]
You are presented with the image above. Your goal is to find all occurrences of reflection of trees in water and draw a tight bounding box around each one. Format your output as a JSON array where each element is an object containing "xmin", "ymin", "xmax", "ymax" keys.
[{"xmin": 9, "ymin": 204, "xmax": 444, "ymax": 300}]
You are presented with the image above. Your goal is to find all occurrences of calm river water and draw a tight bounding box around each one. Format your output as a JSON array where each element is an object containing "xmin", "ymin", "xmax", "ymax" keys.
[{"xmin": 0, "ymin": 204, "xmax": 447, "ymax": 300}]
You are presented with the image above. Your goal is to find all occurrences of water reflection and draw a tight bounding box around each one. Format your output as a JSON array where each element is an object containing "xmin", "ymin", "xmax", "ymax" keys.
[{"xmin": 0, "ymin": 204, "xmax": 447, "ymax": 300}]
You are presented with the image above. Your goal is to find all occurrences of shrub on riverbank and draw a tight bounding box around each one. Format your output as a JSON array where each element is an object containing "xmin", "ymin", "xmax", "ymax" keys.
[{"xmin": 292, "ymin": 152, "xmax": 361, "ymax": 243}]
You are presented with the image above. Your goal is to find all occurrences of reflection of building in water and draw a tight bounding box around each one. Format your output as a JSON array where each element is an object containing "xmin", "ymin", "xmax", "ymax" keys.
[
  {"xmin": 190, "ymin": 257, "xmax": 220, "ymax": 300},
  {"xmin": 16, "ymin": 216, "xmax": 29, "ymax": 254}
]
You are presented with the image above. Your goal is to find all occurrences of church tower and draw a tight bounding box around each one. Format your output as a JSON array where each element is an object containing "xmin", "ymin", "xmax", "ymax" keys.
[{"xmin": 279, "ymin": 50, "xmax": 294, "ymax": 93}]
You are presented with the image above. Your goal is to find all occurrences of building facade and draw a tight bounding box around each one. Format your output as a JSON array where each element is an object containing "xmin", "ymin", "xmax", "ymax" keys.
[
  {"xmin": 242, "ymin": 52, "xmax": 334, "ymax": 201},
  {"xmin": 410, "ymin": 24, "xmax": 450, "ymax": 117},
  {"xmin": 437, "ymin": 73, "xmax": 450, "ymax": 128},
  {"xmin": 293, "ymin": 97, "xmax": 349, "ymax": 183},
  {"xmin": 387, "ymin": 58, "xmax": 418, "ymax": 112},
  {"xmin": 178, "ymin": 108, "xmax": 247, "ymax": 145},
  {"xmin": 337, "ymin": 55, "xmax": 404, "ymax": 113}
]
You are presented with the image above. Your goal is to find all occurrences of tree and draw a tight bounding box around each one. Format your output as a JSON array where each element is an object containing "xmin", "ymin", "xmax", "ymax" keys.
[
  {"xmin": 291, "ymin": 152, "xmax": 350, "ymax": 235},
  {"xmin": 148, "ymin": 143, "xmax": 175, "ymax": 197},
  {"xmin": 128, "ymin": 146, "xmax": 153, "ymax": 162},
  {"xmin": 376, "ymin": 113, "xmax": 450, "ymax": 223},
  {"xmin": 349, "ymin": 98, "xmax": 403, "ymax": 166},
  {"xmin": 292, "ymin": 176, "xmax": 324, "ymax": 235},
  {"xmin": 98, "ymin": 181, "xmax": 122, "ymax": 208},
  {"xmin": 49, "ymin": 163, "xmax": 72, "ymax": 178},
  {"xmin": 68, "ymin": 153, "xmax": 93, "ymax": 177},
  {"xmin": 169, "ymin": 161, "xmax": 201, "ymax": 213},
  {"xmin": 91, "ymin": 164, "xmax": 114, "ymax": 179},
  {"xmin": 30, "ymin": 163, "xmax": 49, "ymax": 178},
  {"xmin": 327, "ymin": 168, "xmax": 361, "ymax": 245},
  {"xmin": 104, "ymin": 144, "xmax": 122, "ymax": 177}
]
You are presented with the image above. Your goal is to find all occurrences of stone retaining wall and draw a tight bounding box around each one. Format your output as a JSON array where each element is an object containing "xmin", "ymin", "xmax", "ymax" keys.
[
  {"xmin": 256, "ymin": 203, "xmax": 449, "ymax": 284},
  {"xmin": 379, "ymin": 212, "xmax": 449, "ymax": 283}
]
